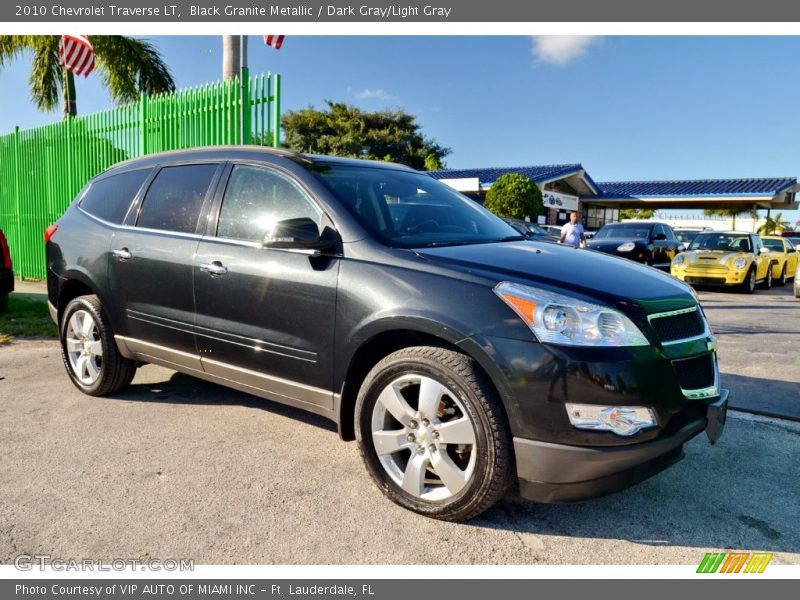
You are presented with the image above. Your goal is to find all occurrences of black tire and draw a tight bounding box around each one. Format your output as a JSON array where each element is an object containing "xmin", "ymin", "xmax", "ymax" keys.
[
  {"xmin": 59, "ymin": 295, "xmax": 136, "ymax": 396},
  {"xmin": 0, "ymin": 293, "xmax": 8, "ymax": 313},
  {"xmin": 759, "ymin": 264, "xmax": 773, "ymax": 290},
  {"xmin": 355, "ymin": 346, "xmax": 514, "ymax": 521},
  {"xmin": 739, "ymin": 267, "xmax": 756, "ymax": 294},
  {"xmin": 777, "ymin": 265, "xmax": 787, "ymax": 287}
]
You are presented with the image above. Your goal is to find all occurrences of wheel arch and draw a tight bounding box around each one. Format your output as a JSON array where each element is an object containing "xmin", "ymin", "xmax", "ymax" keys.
[{"xmin": 335, "ymin": 326, "xmax": 508, "ymax": 442}]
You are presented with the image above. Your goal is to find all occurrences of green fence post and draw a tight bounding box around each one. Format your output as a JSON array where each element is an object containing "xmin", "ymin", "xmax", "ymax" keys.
[
  {"xmin": 241, "ymin": 66, "xmax": 251, "ymax": 145},
  {"xmin": 272, "ymin": 73, "xmax": 281, "ymax": 148},
  {"xmin": 12, "ymin": 126, "xmax": 21, "ymax": 277},
  {"xmin": 138, "ymin": 93, "xmax": 148, "ymax": 156}
]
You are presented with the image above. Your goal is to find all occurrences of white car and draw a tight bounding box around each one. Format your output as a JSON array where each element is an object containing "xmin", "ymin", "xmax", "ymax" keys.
[{"xmin": 795, "ymin": 272, "xmax": 800, "ymax": 298}]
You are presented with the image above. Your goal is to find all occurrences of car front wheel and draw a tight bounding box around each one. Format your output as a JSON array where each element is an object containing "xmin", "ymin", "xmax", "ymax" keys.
[
  {"xmin": 778, "ymin": 265, "xmax": 787, "ymax": 287},
  {"xmin": 740, "ymin": 267, "xmax": 756, "ymax": 294},
  {"xmin": 59, "ymin": 295, "xmax": 137, "ymax": 396},
  {"xmin": 355, "ymin": 346, "xmax": 513, "ymax": 521},
  {"xmin": 760, "ymin": 265, "xmax": 773, "ymax": 290}
]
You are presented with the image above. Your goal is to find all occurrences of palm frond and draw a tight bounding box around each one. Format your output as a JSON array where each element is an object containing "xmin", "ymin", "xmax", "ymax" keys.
[{"xmin": 90, "ymin": 36, "xmax": 175, "ymax": 104}]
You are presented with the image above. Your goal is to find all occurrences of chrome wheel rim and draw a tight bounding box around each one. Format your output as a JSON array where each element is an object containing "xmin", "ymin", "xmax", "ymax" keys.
[
  {"xmin": 749, "ymin": 270, "xmax": 755, "ymax": 291},
  {"xmin": 371, "ymin": 374, "xmax": 477, "ymax": 502},
  {"xmin": 65, "ymin": 310, "xmax": 102, "ymax": 385}
]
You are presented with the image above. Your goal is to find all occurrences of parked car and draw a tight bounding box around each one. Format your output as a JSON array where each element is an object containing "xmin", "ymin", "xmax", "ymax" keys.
[
  {"xmin": 585, "ymin": 221, "xmax": 683, "ymax": 269},
  {"xmin": 0, "ymin": 227, "xmax": 13, "ymax": 313},
  {"xmin": 502, "ymin": 218, "xmax": 558, "ymax": 241},
  {"xmin": 761, "ymin": 235, "xmax": 799, "ymax": 286},
  {"xmin": 673, "ymin": 227, "xmax": 713, "ymax": 246},
  {"xmin": 795, "ymin": 271, "xmax": 800, "ymax": 298},
  {"xmin": 46, "ymin": 147, "xmax": 728, "ymax": 520},
  {"xmin": 780, "ymin": 230, "xmax": 800, "ymax": 244},
  {"xmin": 671, "ymin": 231, "xmax": 774, "ymax": 293},
  {"xmin": 540, "ymin": 224, "xmax": 564, "ymax": 238}
]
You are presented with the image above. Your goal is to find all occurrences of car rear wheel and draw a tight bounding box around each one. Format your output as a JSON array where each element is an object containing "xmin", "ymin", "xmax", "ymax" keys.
[
  {"xmin": 760, "ymin": 265, "xmax": 773, "ymax": 290},
  {"xmin": 777, "ymin": 265, "xmax": 787, "ymax": 287},
  {"xmin": 60, "ymin": 295, "xmax": 137, "ymax": 396},
  {"xmin": 355, "ymin": 346, "xmax": 513, "ymax": 521}
]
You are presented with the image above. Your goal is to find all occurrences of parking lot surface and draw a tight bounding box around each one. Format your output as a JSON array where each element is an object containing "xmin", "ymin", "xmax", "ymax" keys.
[{"xmin": 0, "ymin": 286, "xmax": 798, "ymax": 565}]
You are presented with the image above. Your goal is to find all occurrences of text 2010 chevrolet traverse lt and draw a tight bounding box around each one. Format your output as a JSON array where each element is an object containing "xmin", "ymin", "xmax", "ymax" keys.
[{"xmin": 46, "ymin": 147, "xmax": 728, "ymax": 521}]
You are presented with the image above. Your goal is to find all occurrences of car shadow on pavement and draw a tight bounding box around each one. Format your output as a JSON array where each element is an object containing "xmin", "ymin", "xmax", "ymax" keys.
[
  {"xmin": 469, "ymin": 414, "xmax": 800, "ymax": 556},
  {"xmin": 107, "ymin": 371, "xmax": 338, "ymax": 433},
  {"xmin": 721, "ymin": 373, "xmax": 800, "ymax": 421}
]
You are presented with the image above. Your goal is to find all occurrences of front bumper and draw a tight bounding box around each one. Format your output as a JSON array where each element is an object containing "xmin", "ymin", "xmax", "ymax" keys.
[
  {"xmin": 672, "ymin": 268, "xmax": 748, "ymax": 286},
  {"xmin": 515, "ymin": 389, "xmax": 729, "ymax": 503}
]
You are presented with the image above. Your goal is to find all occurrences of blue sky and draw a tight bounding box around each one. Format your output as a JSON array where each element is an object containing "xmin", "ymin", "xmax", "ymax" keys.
[{"xmin": 2, "ymin": 35, "xmax": 799, "ymax": 222}]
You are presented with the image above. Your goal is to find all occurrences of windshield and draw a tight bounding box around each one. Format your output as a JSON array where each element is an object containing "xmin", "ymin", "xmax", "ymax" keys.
[
  {"xmin": 762, "ymin": 239, "xmax": 784, "ymax": 252},
  {"xmin": 526, "ymin": 222, "xmax": 548, "ymax": 236},
  {"xmin": 593, "ymin": 225, "xmax": 651, "ymax": 240},
  {"xmin": 689, "ymin": 233, "xmax": 752, "ymax": 252},
  {"xmin": 306, "ymin": 163, "xmax": 520, "ymax": 247},
  {"xmin": 675, "ymin": 230, "xmax": 701, "ymax": 244}
]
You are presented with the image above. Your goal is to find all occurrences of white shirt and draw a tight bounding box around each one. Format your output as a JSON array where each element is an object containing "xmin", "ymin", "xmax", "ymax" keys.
[{"xmin": 561, "ymin": 222, "xmax": 585, "ymax": 248}]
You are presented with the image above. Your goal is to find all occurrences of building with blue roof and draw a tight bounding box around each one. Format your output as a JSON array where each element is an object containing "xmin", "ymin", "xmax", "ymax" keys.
[{"xmin": 429, "ymin": 165, "xmax": 798, "ymax": 229}]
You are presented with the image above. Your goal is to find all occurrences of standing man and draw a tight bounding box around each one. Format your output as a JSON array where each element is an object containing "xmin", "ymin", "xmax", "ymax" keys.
[{"xmin": 560, "ymin": 211, "xmax": 586, "ymax": 248}]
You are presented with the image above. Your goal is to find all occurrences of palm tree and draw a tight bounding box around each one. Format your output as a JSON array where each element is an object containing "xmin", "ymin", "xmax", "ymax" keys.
[
  {"xmin": 758, "ymin": 212, "xmax": 789, "ymax": 235},
  {"xmin": 0, "ymin": 35, "xmax": 175, "ymax": 117}
]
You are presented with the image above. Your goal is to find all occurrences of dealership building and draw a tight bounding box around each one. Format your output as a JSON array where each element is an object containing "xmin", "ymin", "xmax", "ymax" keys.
[{"xmin": 429, "ymin": 165, "xmax": 799, "ymax": 230}]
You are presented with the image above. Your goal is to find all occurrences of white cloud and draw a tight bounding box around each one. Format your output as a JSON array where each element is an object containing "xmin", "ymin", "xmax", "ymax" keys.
[
  {"xmin": 531, "ymin": 36, "xmax": 601, "ymax": 66},
  {"xmin": 354, "ymin": 89, "xmax": 396, "ymax": 102}
]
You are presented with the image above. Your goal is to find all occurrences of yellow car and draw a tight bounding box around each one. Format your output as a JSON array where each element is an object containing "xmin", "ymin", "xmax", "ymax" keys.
[
  {"xmin": 671, "ymin": 231, "xmax": 774, "ymax": 293},
  {"xmin": 761, "ymin": 235, "xmax": 799, "ymax": 286}
]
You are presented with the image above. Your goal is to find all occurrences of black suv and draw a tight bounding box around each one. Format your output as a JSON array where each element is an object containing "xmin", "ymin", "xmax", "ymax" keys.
[
  {"xmin": 586, "ymin": 221, "xmax": 684, "ymax": 269},
  {"xmin": 46, "ymin": 147, "xmax": 728, "ymax": 520}
]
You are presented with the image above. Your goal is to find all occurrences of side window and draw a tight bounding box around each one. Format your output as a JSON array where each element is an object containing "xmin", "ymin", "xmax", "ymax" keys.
[
  {"xmin": 79, "ymin": 169, "xmax": 150, "ymax": 224},
  {"xmin": 217, "ymin": 164, "xmax": 323, "ymax": 243},
  {"xmin": 751, "ymin": 236, "xmax": 760, "ymax": 254},
  {"xmin": 786, "ymin": 240, "xmax": 795, "ymax": 252},
  {"xmin": 663, "ymin": 225, "xmax": 676, "ymax": 241},
  {"xmin": 136, "ymin": 164, "xmax": 218, "ymax": 234},
  {"xmin": 652, "ymin": 224, "xmax": 664, "ymax": 239}
]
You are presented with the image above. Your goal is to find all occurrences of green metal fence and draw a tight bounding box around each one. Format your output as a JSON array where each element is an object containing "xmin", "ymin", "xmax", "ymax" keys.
[{"xmin": 0, "ymin": 68, "xmax": 281, "ymax": 280}]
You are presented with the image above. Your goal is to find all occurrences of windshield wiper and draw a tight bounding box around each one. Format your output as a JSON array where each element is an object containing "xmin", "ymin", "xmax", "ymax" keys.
[{"xmin": 497, "ymin": 235, "xmax": 526, "ymax": 242}]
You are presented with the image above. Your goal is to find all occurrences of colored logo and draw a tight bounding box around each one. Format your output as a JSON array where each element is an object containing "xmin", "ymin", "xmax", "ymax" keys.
[{"xmin": 697, "ymin": 552, "xmax": 772, "ymax": 573}]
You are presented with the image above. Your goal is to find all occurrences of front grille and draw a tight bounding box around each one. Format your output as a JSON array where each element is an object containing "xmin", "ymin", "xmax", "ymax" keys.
[
  {"xmin": 685, "ymin": 276, "xmax": 726, "ymax": 285},
  {"xmin": 672, "ymin": 354, "xmax": 715, "ymax": 391},
  {"xmin": 649, "ymin": 307, "xmax": 706, "ymax": 343}
]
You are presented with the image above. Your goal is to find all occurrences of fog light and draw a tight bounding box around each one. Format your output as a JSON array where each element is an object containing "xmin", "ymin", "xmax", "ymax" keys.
[{"xmin": 565, "ymin": 404, "xmax": 657, "ymax": 436}]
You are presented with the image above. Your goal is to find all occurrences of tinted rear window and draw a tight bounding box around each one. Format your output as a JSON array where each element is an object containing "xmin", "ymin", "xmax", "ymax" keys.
[
  {"xmin": 136, "ymin": 164, "xmax": 217, "ymax": 234},
  {"xmin": 79, "ymin": 169, "xmax": 150, "ymax": 224}
]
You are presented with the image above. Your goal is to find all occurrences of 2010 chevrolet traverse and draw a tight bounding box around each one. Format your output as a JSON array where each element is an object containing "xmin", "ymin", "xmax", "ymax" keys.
[{"xmin": 46, "ymin": 147, "xmax": 728, "ymax": 521}]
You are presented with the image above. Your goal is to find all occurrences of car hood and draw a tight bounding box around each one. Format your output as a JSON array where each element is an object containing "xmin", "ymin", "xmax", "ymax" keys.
[
  {"xmin": 681, "ymin": 250, "xmax": 748, "ymax": 265},
  {"xmin": 415, "ymin": 240, "xmax": 695, "ymax": 315},
  {"xmin": 586, "ymin": 238, "xmax": 647, "ymax": 252}
]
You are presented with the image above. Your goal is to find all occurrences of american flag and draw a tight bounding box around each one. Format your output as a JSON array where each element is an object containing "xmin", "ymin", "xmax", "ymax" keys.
[
  {"xmin": 59, "ymin": 35, "xmax": 96, "ymax": 77},
  {"xmin": 263, "ymin": 35, "xmax": 285, "ymax": 50}
]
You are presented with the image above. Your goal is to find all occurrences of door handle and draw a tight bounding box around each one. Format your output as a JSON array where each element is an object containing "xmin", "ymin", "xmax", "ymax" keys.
[
  {"xmin": 199, "ymin": 261, "xmax": 228, "ymax": 275},
  {"xmin": 112, "ymin": 248, "xmax": 132, "ymax": 260}
]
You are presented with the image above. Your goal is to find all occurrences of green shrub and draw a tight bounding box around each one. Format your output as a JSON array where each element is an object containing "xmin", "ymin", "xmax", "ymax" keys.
[{"xmin": 483, "ymin": 173, "xmax": 543, "ymax": 220}]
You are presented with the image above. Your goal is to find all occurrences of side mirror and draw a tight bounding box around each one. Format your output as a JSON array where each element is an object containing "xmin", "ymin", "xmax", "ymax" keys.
[
  {"xmin": 652, "ymin": 233, "xmax": 667, "ymax": 241},
  {"xmin": 677, "ymin": 244, "xmax": 686, "ymax": 252},
  {"xmin": 262, "ymin": 217, "xmax": 325, "ymax": 250},
  {"xmin": 759, "ymin": 247, "xmax": 770, "ymax": 255}
]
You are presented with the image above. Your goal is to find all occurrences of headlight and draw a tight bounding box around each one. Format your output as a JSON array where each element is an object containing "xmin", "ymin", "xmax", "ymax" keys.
[
  {"xmin": 494, "ymin": 282, "xmax": 649, "ymax": 347},
  {"xmin": 672, "ymin": 254, "xmax": 685, "ymax": 266},
  {"xmin": 733, "ymin": 257, "xmax": 747, "ymax": 269},
  {"xmin": 565, "ymin": 404, "xmax": 657, "ymax": 436},
  {"xmin": 617, "ymin": 241, "xmax": 636, "ymax": 252}
]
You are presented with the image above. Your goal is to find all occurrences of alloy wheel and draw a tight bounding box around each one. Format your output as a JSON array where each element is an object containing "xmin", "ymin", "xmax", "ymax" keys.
[
  {"xmin": 370, "ymin": 374, "xmax": 477, "ymax": 501},
  {"xmin": 64, "ymin": 309, "xmax": 103, "ymax": 385}
]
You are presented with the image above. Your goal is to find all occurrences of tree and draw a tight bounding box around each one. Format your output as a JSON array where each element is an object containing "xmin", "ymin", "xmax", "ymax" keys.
[
  {"xmin": 483, "ymin": 173, "xmax": 543, "ymax": 220},
  {"xmin": 620, "ymin": 208, "xmax": 656, "ymax": 220},
  {"xmin": 0, "ymin": 35, "xmax": 175, "ymax": 117},
  {"xmin": 281, "ymin": 101, "xmax": 450, "ymax": 170},
  {"xmin": 758, "ymin": 212, "xmax": 789, "ymax": 235},
  {"xmin": 703, "ymin": 207, "xmax": 755, "ymax": 230}
]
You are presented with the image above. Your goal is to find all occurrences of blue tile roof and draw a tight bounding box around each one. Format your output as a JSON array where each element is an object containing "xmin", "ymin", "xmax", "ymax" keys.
[
  {"xmin": 589, "ymin": 177, "xmax": 796, "ymax": 199},
  {"xmin": 429, "ymin": 164, "xmax": 598, "ymax": 191}
]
